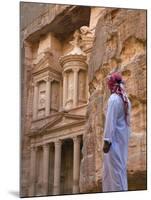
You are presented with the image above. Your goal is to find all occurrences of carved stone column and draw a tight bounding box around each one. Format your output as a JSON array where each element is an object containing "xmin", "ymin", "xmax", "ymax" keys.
[
  {"xmin": 63, "ymin": 73, "xmax": 68, "ymax": 108},
  {"xmin": 42, "ymin": 144, "xmax": 49, "ymax": 195},
  {"xmin": 73, "ymin": 136, "xmax": 81, "ymax": 193},
  {"xmin": 53, "ymin": 140, "xmax": 62, "ymax": 195},
  {"xmin": 59, "ymin": 80, "xmax": 63, "ymax": 111},
  {"xmin": 45, "ymin": 78, "xmax": 51, "ymax": 116},
  {"xmin": 29, "ymin": 146, "xmax": 37, "ymax": 196},
  {"xmin": 33, "ymin": 83, "xmax": 38, "ymax": 120},
  {"xmin": 73, "ymin": 68, "xmax": 79, "ymax": 107}
]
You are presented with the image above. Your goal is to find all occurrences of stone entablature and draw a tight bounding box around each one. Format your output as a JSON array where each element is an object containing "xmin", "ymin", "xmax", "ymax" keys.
[
  {"xmin": 30, "ymin": 127, "xmax": 84, "ymax": 148},
  {"xmin": 30, "ymin": 112, "xmax": 86, "ymax": 135},
  {"xmin": 33, "ymin": 71, "xmax": 61, "ymax": 84},
  {"xmin": 59, "ymin": 55, "xmax": 87, "ymax": 69}
]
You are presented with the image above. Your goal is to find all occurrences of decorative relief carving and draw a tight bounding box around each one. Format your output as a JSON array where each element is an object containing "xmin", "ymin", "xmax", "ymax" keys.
[
  {"xmin": 33, "ymin": 71, "xmax": 49, "ymax": 83},
  {"xmin": 39, "ymin": 92, "xmax": 46, "ymax": 108},
  {"xmin": 33, "ymin": 72, "xmax": 60, "ymax": 86},
  {"xmin": 51, "ymin": 81, "xmax": 60, "ymax": 112}
]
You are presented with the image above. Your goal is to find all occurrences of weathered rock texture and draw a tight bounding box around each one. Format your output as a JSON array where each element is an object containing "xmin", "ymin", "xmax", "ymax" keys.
[{"xmin": 80, "ymin": 8, "xmax": 147, "ymax": 192}]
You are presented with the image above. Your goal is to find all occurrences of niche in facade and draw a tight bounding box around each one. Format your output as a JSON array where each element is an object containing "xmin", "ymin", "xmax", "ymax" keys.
[
  {"xmin": 37, "ymin": 80, "xmax": 46, "ymax": 118},
  {"xmin": 66, "ymin": 70, "xmax": 74, "ymax": 109},
  {"xmin": 51, "ymin": 80, "xmax": 60, "ymax": 113},
  {"xmin": 78, "ymin": 70, "xmax": 87, "ymax": 105}
]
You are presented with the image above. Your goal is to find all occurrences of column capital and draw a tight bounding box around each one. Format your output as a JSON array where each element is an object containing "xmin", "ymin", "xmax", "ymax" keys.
[
  {"xmin": 32, "ymin": 81, "xmax": 38, "ymax": 87},
  {"xmin": 73, "ymin": 136, "xmax": 81, "ymax": 143},
  {"xmin": 73, "ymin": 67, "xmax": 80, "ymax": 73},
  {"xmin": 43, "ymin": 143, "xmax": 49, "ymax": 149},
  {"xmin": 30, "ymin": 145, "xmax": 37, "ymax": 151},
  {"xmin": 62, "ymin": 71, "xmax": 68, "ymax": 77},
  {"xmin": 54, "ymin": 139, "xmax": 62, "ymax": 146},
  {"xmin": 45, "ymin": 76, "xmax": 54, "ymax": 82}
]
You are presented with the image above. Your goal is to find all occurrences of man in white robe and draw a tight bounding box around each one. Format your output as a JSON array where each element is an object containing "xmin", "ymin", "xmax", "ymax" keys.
[{"xmin": 102, "ymin": 72, "xmax": 131, "ymax": 192}]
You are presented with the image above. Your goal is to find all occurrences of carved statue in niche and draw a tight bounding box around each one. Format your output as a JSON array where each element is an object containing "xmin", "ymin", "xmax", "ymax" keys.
[
  {"xmin": 67, "ymin": 30, "xmax": 86, "ymax": 56},
  {"xmin": 79, "ymin": 70, "xmax": 86, "ymax": 102},
  {"xmin": 70, "ymin": 30, "xmax": 80, "ymax": 46},
  {"xmin": 37, "ymin": 81, "xmax": 46, "ymax": 117},
  {"xmin": 39, "ymin": 91, "xmax": 46, "ymax": 108},
  {"xmin": 51, "ymin": 81, "xmax": 59, "ymax": 112}
]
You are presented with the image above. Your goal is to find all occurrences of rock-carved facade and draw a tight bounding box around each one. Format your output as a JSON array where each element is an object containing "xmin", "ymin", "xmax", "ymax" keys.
[
  {"xmin": 21, "ymin": 4, "xmax": 146, "ymax": 197},
  {"xmin": 22, "ymin": 23, "xmax": 91, "ymax": 196}
]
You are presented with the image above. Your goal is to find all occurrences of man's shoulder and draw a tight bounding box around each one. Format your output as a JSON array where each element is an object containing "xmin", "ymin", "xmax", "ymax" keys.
[{"xmin": 108, "ymin": 93, "xmax": 120, "ymax": 102}]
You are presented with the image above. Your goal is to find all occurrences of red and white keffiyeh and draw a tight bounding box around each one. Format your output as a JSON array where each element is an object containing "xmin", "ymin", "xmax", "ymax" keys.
[{"xmin": 107, "ymin": 72, "xmax": 129, "ymax": 125}]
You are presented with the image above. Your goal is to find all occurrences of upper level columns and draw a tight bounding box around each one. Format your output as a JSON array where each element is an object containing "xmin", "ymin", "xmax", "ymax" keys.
[
  {"xmin": 59, "ymin": 57, "xmax": 87, "ymax": 110},
  {"xmin": 73, "ymin": 68, "xmax": 79, "ymax": 107},
  {"xmin": 63, "ymin": 73, "xmax": 68, "ymax": 108},
  {"xmin": 33, "ymin": 76, "xmax": 62, "ymax": 119}
]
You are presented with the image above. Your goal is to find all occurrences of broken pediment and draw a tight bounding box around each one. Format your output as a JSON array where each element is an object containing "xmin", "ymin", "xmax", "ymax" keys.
[
  {"xmin": 32, "ymin": 50, "xmax": 62, "ymax": 74},
  {"xmin": 33, "ymin": 54, "xmax": 50, "ymax": 73},
  {"xmin": 31, "ymin": 112, "xmax": 86, "ymax": 135},
  {"xmin": 48, "ymin": 114, "xmax": 85, "ymax": 131}
]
